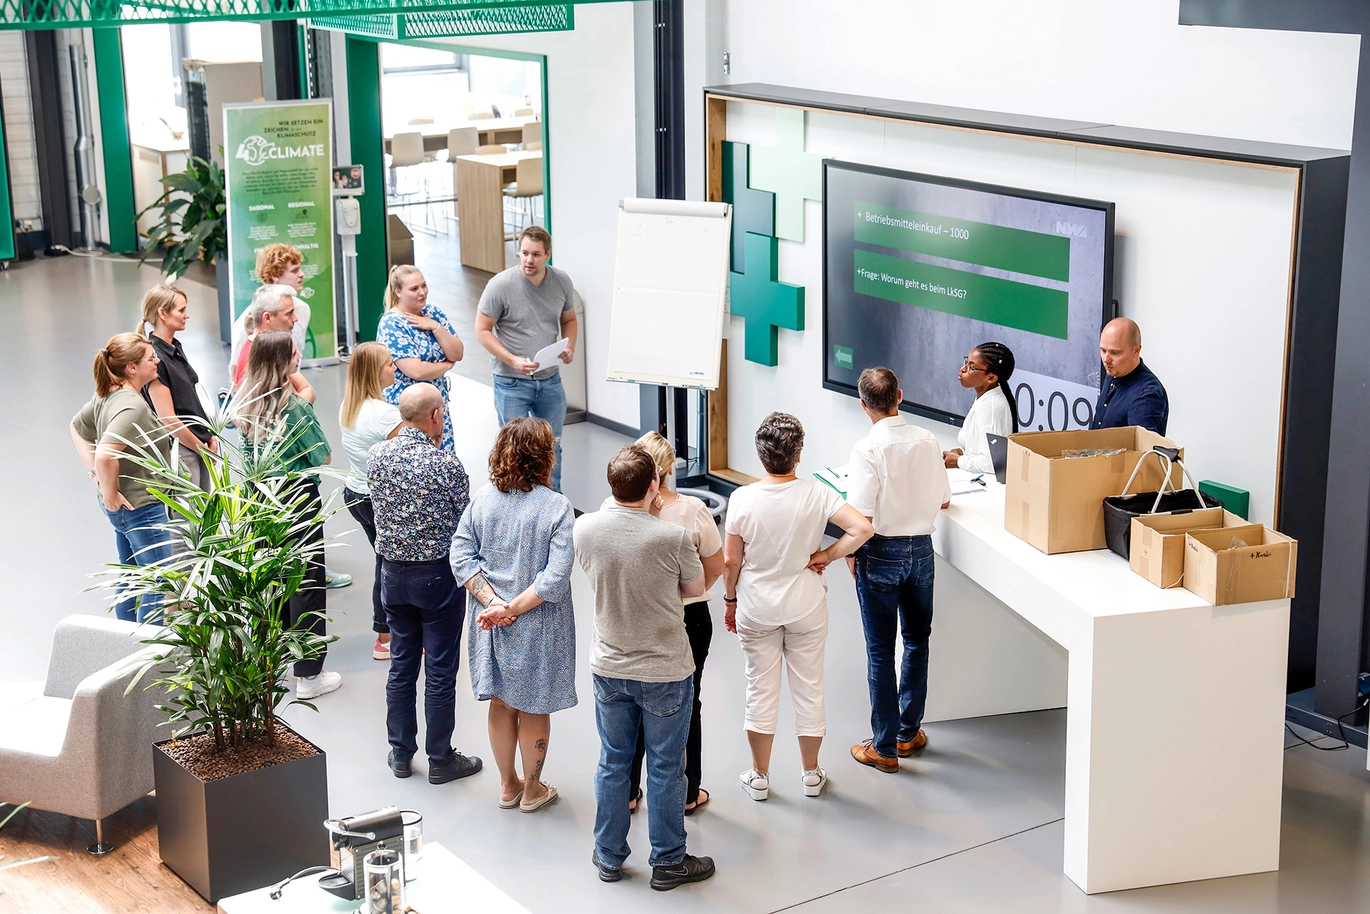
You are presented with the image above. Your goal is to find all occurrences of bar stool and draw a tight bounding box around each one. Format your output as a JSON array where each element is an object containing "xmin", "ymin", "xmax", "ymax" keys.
[{"xmin": 503, "ymin": 155, "xmax": 544, "ymax": 236}]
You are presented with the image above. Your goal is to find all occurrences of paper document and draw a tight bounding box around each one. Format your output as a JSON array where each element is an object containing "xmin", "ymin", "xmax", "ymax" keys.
[
  {"xmin": 947, "ymin": 468, "xmax": 989, "ymax": 496},
  {"xmin": 813, "ymin": 464, "xmax": 850, "ymax": 500},
  {"xmin": 531, "ymin": 338, "xmax": 570, "ymax": 368}
]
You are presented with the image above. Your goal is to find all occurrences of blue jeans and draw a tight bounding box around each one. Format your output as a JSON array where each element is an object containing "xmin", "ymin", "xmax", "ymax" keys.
[
  {"xmin": 492, "ymin": 372, "xmax": 565, "ymax": 491},
  {"xmin": 381, "ymin": 559, "xmax": 465, "ymax": 765},
  {"xmin": 100, "ymin": 500, "xmax": 173, "ymax": 624},
  {"xmin": 592, "ymin": 674, "xmax": 693, "ymax": 868},
  {"xmin": 854, "ymin": 535, "xmax": 935, "ymax": 759}
]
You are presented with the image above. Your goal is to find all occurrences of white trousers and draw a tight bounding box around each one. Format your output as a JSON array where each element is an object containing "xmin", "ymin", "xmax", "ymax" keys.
[{"xmin": 735, "ymin": 602, "xmax": 828, "ymax": 737}]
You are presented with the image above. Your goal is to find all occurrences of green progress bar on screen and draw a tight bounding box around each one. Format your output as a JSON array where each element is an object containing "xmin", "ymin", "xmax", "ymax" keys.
[
  {"xmin": 853, "ymin": 249, "xmax": 1068, "ymax": 339},
  {"xmin": 854, "ymin": 201, "xmax": 1071, "ymax": 283}
]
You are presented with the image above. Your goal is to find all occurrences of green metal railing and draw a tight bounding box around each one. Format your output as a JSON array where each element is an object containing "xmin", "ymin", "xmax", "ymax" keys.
[
  {"xmin": 0, "ymin": 0, "xmax": 598, "ymax": 30},
  {"xmin": 310, "ymin": 3, "xmax": 572, "ymax": 39}
]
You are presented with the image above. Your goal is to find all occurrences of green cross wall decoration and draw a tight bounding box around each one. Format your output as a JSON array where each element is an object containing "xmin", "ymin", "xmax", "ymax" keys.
[
  {"xmin": 730, "ymin": 231, "xmax": 804, "ymax": 367},
  {"xmin": 721, "ymin": 140, "xmax": 775, "ymax": 273},
  {"xmin": 748, "ymin": 107, "xmax": 823, "ymax": 243}
]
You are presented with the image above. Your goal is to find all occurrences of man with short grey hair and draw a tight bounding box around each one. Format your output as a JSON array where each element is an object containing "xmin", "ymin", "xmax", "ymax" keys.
[{"xmin": 233, "ymin": 283, "xmax": 314, "ymax": 402}]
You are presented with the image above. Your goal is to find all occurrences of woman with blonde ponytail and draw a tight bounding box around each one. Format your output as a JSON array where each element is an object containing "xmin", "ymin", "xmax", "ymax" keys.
[
  {"xmin": 70, "ymin": 333, "xmax": 175, "ymax": 623},
  {"xmin": 138, "ymin": 285, "xmax": 217, "ymax": 490},
  {"xmin": 376, "ymin": 264, "xmax": 462, "ymax": 450},
  {"xmin": 339, "ymin": 341, "xmax": 402, "ymax": 660}
]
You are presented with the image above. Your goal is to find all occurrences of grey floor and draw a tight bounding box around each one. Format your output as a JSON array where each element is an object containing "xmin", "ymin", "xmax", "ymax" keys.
[{"xmin": 5, "ymin": 253, "xmax": 1370, "ymax": 912}]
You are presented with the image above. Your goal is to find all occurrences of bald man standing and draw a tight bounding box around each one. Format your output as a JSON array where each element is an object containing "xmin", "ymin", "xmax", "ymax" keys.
[
  {"xmin": 369, "ymin": 383, "xmax": 482, "ymax": 785},
  {"xmin": 1091, "ymin": 317, "xmax": 1169, "ymax": 435}
]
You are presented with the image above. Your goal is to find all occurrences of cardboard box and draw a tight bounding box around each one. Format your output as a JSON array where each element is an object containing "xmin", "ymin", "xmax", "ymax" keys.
[
  {"xmin": 1129, "ymin": 508, "xmax": 1239, "ymax": 588},
  {"xmin": 1004, "ymin": 427, "xmax": 1182, "ymax": 554},
  {"xmin": 1183, "ymin": 525, "xmax": 1298, "ymax": 606}
]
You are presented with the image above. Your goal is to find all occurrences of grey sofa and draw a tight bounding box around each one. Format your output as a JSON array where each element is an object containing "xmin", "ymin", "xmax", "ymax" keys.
[{"xmin": 0, "ymin": 615, "xmax": 168, "ymax": 853}]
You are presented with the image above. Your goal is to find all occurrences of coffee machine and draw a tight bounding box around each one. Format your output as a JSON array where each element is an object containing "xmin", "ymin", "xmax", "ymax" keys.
[{"xmin": 319, "ymin": 807, "xmax": 406, "ymax": 900}]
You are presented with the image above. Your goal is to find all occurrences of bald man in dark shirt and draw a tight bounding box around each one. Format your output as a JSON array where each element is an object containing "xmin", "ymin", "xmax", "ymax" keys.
[{"xmin": 1091, "ymin": 317, "xmax": 1169, "ymax": 435}]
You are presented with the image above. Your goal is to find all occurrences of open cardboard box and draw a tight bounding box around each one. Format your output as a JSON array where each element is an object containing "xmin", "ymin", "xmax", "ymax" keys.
[
  {"xmin": 1183, "ymin": 524, "xmax": 1298, "ymax": 606},
  {"xmin": 1129, "ymin": 508, "xmax": 1243, "ymax": 589},
  {"xmin": 1004, "ymin": 426, "xmax": 1181, "ymax": 554}
]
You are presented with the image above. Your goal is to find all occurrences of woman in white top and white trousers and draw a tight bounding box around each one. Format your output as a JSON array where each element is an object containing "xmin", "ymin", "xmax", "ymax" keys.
[
  {"xmin": 723, "ymin": 413, "xmax": 873, "ymax": 801},
  {"xmin": 943, "ymin": 341, "xmax": 1019, "ymax": 473}
]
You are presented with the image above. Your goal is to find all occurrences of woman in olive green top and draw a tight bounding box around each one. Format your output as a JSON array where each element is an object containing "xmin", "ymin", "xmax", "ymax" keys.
[
  {"xmin": 70, "ymin": 333, "xmax": 175, "ymax": 623},
  {"xmin": 231, "ymin": 330, "xmax": 341, "ymax": 699}
]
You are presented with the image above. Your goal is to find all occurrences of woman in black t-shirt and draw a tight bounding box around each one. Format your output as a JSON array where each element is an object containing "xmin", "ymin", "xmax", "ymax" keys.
[{"xmin": 138, "ymin": 285, "xmax": 217, "ymax": 490}]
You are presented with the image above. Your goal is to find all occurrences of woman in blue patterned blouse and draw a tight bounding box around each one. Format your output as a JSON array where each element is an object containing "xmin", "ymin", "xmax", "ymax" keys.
[
  {"xmin": 450, "ymin": 417, "xmax": 576, "ymax": 813},
  {"xmin": 376, "ymin": 265, "xmax": 463, "ymax": 450}
]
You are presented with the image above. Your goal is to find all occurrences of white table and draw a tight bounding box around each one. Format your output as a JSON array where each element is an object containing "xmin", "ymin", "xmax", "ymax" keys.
[
  {"xmin": 931, "ymin": 482, "xmax": 1288, "ymax": 894},
  {"xmin": 216, "ymin": 843, "xmax": 531, "ymax": 913}
]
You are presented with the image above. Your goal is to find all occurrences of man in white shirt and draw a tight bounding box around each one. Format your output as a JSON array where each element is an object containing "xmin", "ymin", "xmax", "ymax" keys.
[{"xmin": 845, "ymin": 367, "xmax": 951, "ymax": 773}]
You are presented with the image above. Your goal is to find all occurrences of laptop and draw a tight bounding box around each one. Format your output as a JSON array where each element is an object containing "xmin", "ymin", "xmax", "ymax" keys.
[{"xmin": 986, "ymin": 434, "xmax": 1009, "ymax": 485}]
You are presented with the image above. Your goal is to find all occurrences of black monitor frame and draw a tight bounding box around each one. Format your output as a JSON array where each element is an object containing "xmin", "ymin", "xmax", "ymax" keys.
[{"xmin": 821, "ymin": 159, "xmax": 1116, "ymax": 427}]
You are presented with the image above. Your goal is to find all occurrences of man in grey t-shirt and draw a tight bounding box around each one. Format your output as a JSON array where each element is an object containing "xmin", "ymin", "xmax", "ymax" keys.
[
  {"xmin": 475, "ymin": 225, "xmax": 578, "ymax": 491},
  {"xmin": 573, "ymin": 445, "xmax": 715, "ymax": 891}
]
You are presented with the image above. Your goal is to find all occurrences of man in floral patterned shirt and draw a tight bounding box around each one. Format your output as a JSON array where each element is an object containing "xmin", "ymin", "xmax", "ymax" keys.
[{"xmin": 368, "ymin": 383, "xmax": 481, "ymax": 785}]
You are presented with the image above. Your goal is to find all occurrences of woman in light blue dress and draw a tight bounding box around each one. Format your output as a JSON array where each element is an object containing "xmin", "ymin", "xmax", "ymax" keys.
[
  {"xmin": 450, "ymin": 417, "xmax": 576, "ymax": 812},
  {"xmin": 376, "ymin": 265, "xmax": 463, "ymax": 450}
]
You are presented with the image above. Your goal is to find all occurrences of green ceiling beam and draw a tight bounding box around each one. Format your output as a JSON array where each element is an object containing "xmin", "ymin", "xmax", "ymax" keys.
[
  {"xmin": 310, "ymin": 3, "xmax": 573, "ymax": 39},
  {"xmin": 0, "ymin": 0, "xmax": 603, "ymax": 30}
]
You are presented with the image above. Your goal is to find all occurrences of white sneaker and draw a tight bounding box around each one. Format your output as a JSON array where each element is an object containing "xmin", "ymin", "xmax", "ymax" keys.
[
  {"xmin": 740, "ymin": 768, "xmax": 769, "ymax": 801},
  {"xmin": 297, "ymin": 670, "xmax": 342, "ymax": 700},
  {"xmin": 802, "ymin": 766, "xmax": 827, "ymax": 798}
]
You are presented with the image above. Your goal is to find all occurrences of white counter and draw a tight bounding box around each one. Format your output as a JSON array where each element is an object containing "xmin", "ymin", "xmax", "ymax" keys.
[{"xmin": 931, "ymin": 482, "xmax": 1288, "ymax": 894}]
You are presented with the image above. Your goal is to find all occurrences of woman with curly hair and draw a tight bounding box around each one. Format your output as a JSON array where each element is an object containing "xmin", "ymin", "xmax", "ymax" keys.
[
  {"xmin": 450, "ymin": 417, "xmax": 576, "ymax": 812},
  {"xmin": 231, "ymin": 243, "xmax": 312, "ymax": 368}
]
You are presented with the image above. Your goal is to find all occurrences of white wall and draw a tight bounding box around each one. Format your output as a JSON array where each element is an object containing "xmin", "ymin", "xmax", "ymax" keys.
[
  {"xmin": 721, "ymin": 0, "xmax": 1360, "ymax": 150},
  {"xmin": 436, "ymin": 1, "xmax": 640, "ymax": 428},
  {"xmin": 723, "ymin": 101, "xmax": 1297, "ymax": 526}
]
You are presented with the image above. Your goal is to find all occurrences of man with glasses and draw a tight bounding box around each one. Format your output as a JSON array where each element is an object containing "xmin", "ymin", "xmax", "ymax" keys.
[{"xmin": 1091, "ymin": 317, "xmax": 1169, "ymax": 434}]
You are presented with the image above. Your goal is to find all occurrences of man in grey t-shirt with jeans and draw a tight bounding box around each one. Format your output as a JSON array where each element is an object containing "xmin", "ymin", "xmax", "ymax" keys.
[
  {"xmin": 476, "ymin": 225, "xmax": 578, "ymax": 491},
  {"xmin": 574, "ymin": 445, "xmax": 715, "ymax": 891}
]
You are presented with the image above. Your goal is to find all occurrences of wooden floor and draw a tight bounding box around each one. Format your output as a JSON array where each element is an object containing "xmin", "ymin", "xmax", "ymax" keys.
[{"xmin": 0, "ymin": 798, "xmax": 212, "ymax": 914}]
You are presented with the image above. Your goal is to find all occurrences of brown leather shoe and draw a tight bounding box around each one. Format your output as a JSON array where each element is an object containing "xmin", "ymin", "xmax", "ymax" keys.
[
  {"xmin": 850, "ymin": 741, "xmax": 898, "ymax": 773},
  {"xmin": 896, "ymin": 729, "xmax": 927, "ymax": 758}
]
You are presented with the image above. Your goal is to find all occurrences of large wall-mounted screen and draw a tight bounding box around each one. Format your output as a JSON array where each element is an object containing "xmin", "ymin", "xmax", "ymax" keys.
[{"xmin": 823, "ymin": 161, "xmax": 1115, "ymax": 430}]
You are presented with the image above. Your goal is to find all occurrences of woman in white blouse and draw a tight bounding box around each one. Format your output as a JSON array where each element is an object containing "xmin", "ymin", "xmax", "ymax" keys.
[
  {"xmin": 943, "ymin": 342, "xmax": 1019, "ymax": 473},
  {"xmin": 339, "ymin": 342, "xmax": 402, "ymax": 660}
]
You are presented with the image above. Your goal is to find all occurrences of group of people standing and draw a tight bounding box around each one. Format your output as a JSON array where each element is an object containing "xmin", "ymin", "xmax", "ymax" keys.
[{"xmin": 70, "ymin": 213, "xmax": 1174, "ymax": 893}]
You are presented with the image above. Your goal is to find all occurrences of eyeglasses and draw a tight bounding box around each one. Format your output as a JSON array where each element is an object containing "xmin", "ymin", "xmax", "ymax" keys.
[{"xmin": 961, "ymin": 358, "xmax": 988, "ymax": 373}]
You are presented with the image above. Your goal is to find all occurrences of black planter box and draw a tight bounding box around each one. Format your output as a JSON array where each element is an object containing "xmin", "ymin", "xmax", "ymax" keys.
[{"xmin": 153, "ymin": 727, "xmax": 330, "ymax": 903}]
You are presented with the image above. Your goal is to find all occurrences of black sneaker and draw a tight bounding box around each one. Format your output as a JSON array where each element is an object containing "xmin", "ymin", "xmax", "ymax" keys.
[
  {"xmin": 429, "ymin": 752, "xmax": 483, "ymax": 785},
  {"xmin": 591, "ymin": 850, "xmax": 622, "ymax": 883},
  {"xmin": 387, "ymin": 750, "xmax": 412, "ymax": 779},
  {"xmin": 650, "ymin": 854, "xmax": 715, "ymax": 891}
]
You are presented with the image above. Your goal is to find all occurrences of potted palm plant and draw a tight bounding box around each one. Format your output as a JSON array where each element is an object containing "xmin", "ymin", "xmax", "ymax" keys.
[{"xmin": 96, "ymin": 410, "xmax": 338, "ymax": 903}]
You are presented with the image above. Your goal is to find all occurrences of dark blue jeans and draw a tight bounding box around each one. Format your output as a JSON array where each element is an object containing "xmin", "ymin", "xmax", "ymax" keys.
[
  {"xmin": 854, "ymin": 535, "xmax": 935, "ymax": 759},
  {"xmin": 381, "ymin": 558, "xmax": 465, "ymax": 765},
  {"xmin": 99, "ymin": 499, "xmax": 173, "ymax": 624},
  {"xmin": 492, "ymin": 372, "xmax": 565, "ymax": 491},
  {"xmin": 592, "ymin": 674, "xmax": 693, "ymax": 868}
]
